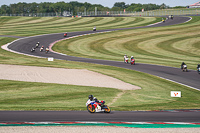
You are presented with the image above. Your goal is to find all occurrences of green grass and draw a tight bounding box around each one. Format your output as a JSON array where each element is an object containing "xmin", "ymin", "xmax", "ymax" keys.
[
  {"xmin": 0, "ymin": 80, "xmax": 119, "ymax": 110},
  {"xmin": 0, "ymin": 37, "xmax": 200, "ymax": 111},
  {"xmin": 0, "ymin": 16, "xmax": 199, "ymax": 111},
  {"xmin": 53, "ymin": 16, "xmax": 200, "ymax": 70},
  {"xmin": 0, "ymin": 16, "xmax": 160, "ymax": 36},
  {"xmin": 131, "ymin": 8, "xmax": 200, "ymax": 16}
]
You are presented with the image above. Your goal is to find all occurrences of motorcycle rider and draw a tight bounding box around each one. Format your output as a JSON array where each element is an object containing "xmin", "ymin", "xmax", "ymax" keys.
[
  {"xmin": 86, "ymin": 95, "xmax": 105, "ymax": 108},
  {"xmin": 93, "ymin": 26, "xmax": 96, "ymax": 31},
  {"xmin": 40, "ymin": 46, "xmax": 44, "ymax": 52},
  {"xmin": 31, "ymin": 47, "xmax": 35, "ymax": 52},
  {"xmin": 45, "ymin": 47, "xmax": 49, "ymax": 53},
  {"xmin": 197, "ymin": 64, "xmax": 200, "ymax": 69},
  {"xmin": 86, "ymin": 95, "xmax": 94, "ymax": 106},
  {"xmin": 197, "ymin": 64, "xmax": 200, "ymax": 74},
  {"xmin": 88, "ymin": 95, "xmax": 94, "ymax": 101},
  {"xmin": 131, "ymin": 56, "xmax": 134, "ymax": 60},
  {"xmin": 124, "ymin": 54, "xmax": 128, "ymax": 63},
  {"xmin": 181, "ymin": 62, "xmax": 186, "ymax": 69},
  {"xmin": 94, "ymin": 97, "xmax": 105, "ymax": 104},
  {"xmin": 171, "ymin": 15, "xmax": 174, "ymax": 20},
  {"xmin": 36, "ymin": 42, "xmax": 40, "ymax": 48},
  {"xmin": 86, "ymin": 95, "xmax": 110, "ymax": 113},
  {"xmin": 64, "ymin": 32, "xmax": 67, "ymax": 37}
]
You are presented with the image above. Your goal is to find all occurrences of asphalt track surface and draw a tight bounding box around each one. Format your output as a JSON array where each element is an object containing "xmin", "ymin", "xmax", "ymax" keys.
[
  {"xmin": 0, "ymin": 110, "xmax": 200, "ymax": 122},
  {"xmin": 1, "ymin": 16, "xmax": 200, "ymax": 122}
]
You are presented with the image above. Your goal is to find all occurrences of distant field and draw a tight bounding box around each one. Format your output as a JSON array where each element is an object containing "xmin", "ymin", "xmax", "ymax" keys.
[
  {"xmin": 53, "ymin": 16, "xmax": 200, "ymax": 70},
  {"xmin": 0, "ymin": 16, "xmax": 160, "ymax": 36},
  {"xmin": 132, "ymin": 8, "xmax": 200, "ymax": 17},
  {"xmin": 0, "ymin": 16, "xmax": 199, "ymax": 111}
]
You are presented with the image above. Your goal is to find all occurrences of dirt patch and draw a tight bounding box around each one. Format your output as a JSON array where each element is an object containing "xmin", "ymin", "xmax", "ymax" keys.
[
  {"xmin": 108, "ymin": 91, "xmax": 125, "ymax": 106},
  {"xmin": 0, "ymin": 64, "xmax": 141, "ymax": 90}
]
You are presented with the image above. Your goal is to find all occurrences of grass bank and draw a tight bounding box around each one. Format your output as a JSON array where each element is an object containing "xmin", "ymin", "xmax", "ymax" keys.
[
  {"xmin": 0, "ymin": 16, "xmax": 160, "ymax": 36},
  {"xmin": 53, "ymin": 16, "xmax": 200, "ymax": 70},
  {"xmin": 0, "ymin": 37, "xmax": 199, "ymax": 110}
]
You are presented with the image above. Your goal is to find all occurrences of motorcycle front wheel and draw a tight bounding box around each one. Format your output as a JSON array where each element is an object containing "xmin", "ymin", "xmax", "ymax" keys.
[{"xmin": 87, "ymin": 104, "xmax": 95, "ymax": 113}]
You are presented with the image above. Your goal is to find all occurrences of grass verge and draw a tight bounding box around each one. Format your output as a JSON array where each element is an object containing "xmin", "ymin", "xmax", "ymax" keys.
[
  {"xmin": 0, "ymin": 15, "xmax": 199, "ymax": 110},
  {"xmin": 53, "ymin": 16, "xmax": 200, "ymax": 70},
  {"xmin": 0, "ymin": 37, "xmax": 199, "ymax": 111}
]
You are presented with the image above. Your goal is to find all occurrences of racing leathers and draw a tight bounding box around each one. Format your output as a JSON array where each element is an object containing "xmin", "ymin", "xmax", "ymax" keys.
[
  {"xmin": 86, "ymin": 98, "xmax": 105, "ymax": 109},
  {"xmin": 124, "ymin": 55, "xmax": 128, "ymax": 63},
  {"xmin": 197, "ymin": 64, "xmax": 200, "ymax": 69},
  {"xmin": 181, "ymin": 62, "xmax": 186, "ymax": 69}
]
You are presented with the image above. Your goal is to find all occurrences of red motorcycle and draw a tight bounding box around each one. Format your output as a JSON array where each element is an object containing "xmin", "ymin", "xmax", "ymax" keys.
[
  {"xmin": 124, "ymin": 56, "xmax": 129, "ymax": 63},
  {"xmin": 131, "ymin": 58, "xmax": 135, "ymax": 65},
  {"xmin": 86, "ymin": 99, "xmax": 110, "ymax": 113},
  {"xmin": 64, "ymin": 33, "xmax": 67, "ymax": 37}
]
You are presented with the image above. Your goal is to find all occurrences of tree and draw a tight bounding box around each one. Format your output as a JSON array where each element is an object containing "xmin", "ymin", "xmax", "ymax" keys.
[
  {"xmin": 160, "ymin": 3, "xmax": 167, "ymax": 9},
  {"xmin": 0, "ymin": 1, "xmax": 170, "ymax": 15},
  {"xmin": 0, "ymin": 5, "xmax": 10, "ymax": 14},
  {"xmin": 50, "ymin": 2, "xmax": 68, "ymax": 15},
  {"xmin": 113, "ymin": 2, "xmax": 127, "ymax": 9}
]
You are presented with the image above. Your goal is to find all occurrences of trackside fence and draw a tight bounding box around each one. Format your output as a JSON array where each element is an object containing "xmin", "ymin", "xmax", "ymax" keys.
[{"xmin": 0, "ymin": 9, "xmax": 200, "ymax": 17}]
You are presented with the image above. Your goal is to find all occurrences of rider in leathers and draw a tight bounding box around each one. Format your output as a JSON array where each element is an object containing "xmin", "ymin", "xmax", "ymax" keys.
[
  {"xmin": 86, "ymin": 95, "xmax": 95, "ymax": 106},
  {"xmin": 86, "ymin": 95, "xmax": 105, "ymax": 108},
  {"xmin": 181, "ymin": 62, "xmax": 186, "ymax": 69},
  {"xmin": 124, "ymin": 54, "xmax": 128, "ymax": 63},
  {"xmin": 93, "ymin": 97, "xmax": 105, "ymax": 108},
  {"xmin": 197, "ymin": 64, "xmax": 200, "ymax": 69}
]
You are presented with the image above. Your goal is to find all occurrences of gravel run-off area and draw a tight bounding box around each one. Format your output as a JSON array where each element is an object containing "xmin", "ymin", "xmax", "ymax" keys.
[{"xmin": 0, "ymin": 64, "xmax": 141, "ymax": 90}]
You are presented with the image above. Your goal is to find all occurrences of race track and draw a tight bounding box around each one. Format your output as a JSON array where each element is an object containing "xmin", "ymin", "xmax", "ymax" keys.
[
  {"xmin": 6, "ymin": 16, "xmax": 200, "ymax": 90},
  {"xmin": 0, "ymin": 110, "xmax": 200, "ymax": 122},
  {"xmin": 2, "ymin": 16, "xmax": 200, "ymax": 122}
]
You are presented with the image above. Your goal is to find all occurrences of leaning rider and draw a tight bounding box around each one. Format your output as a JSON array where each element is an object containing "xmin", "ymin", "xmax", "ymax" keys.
[
  {"xmin": 88, "ymin": 95, "xmax": 94, "ymax": 101},
  {"xmin": 181, "ymin": 62, "xmax": 186, "ymax": 69},
  {"xmin": 197, "ymin": 64, "xmax": 200, "ymax": 69},
  {"xmin": 131, "ymin": 56, "xmax": 134, "ymax": 60},
  {"xmin": 36, "ymin": 42, "xmax": 40, "ymax": 47},
  {"xmin": 93, "ymin": 97, "xmax": 105, "ymax": 107},
  {"xmin": 46, "ymin": 47, "xmax": 49, "ymax": 51},
  {"xmin": 124, "ymin": 54, "xmax": 127, "ymax": 62}
]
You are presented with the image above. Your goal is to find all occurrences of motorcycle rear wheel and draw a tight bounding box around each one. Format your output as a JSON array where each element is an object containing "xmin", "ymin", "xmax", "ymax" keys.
[{"xmin": 104, "ymin": 105, "xmax": 111, "ymax": 113}]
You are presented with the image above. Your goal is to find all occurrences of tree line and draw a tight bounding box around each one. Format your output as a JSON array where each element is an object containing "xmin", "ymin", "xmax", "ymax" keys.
[{"xmin": 0, "ymin": 1, "xmax": 171, "ymax": 15}]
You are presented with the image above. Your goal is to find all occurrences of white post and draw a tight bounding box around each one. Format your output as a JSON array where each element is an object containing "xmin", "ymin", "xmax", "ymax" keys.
[{"xmin": 95, "ymin": 7, "xmax": 97, "ymax": 16}]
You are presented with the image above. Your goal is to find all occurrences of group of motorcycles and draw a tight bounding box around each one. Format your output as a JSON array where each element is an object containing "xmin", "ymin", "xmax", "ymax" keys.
[
  {"xmin": 31, "ymin": 42, "xmax": 49, "ymax": 54},
  {"xmin": 124, "ymin": 55, "xmax": 135, "ymax": 65},
  {"xmin": 180, "ymin": 62, "xmax": 200, "ymax": 74},
  {"xmin": 162, "ymin": 15, "xmax": 173, "ymax": 23},
  {"xmin": 123, "ymin": 56, "xmax": 199, "ymax": 74}
]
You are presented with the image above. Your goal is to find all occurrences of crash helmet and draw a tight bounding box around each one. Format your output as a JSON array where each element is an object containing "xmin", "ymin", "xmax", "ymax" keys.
[
  {"xmin": 93, "ymin": 97, "xmax": 97, "ymax": 101},
  {"xmin": 131, "ymin": 56, "xmax": 133, "ymax": 58},
  {"xmin": 88, "ymin": 95, "xmax": 93, "ymax": 101},
  {"xmin": 38, "ymin": 42, "xmax": 40, "ymax": 44}
]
